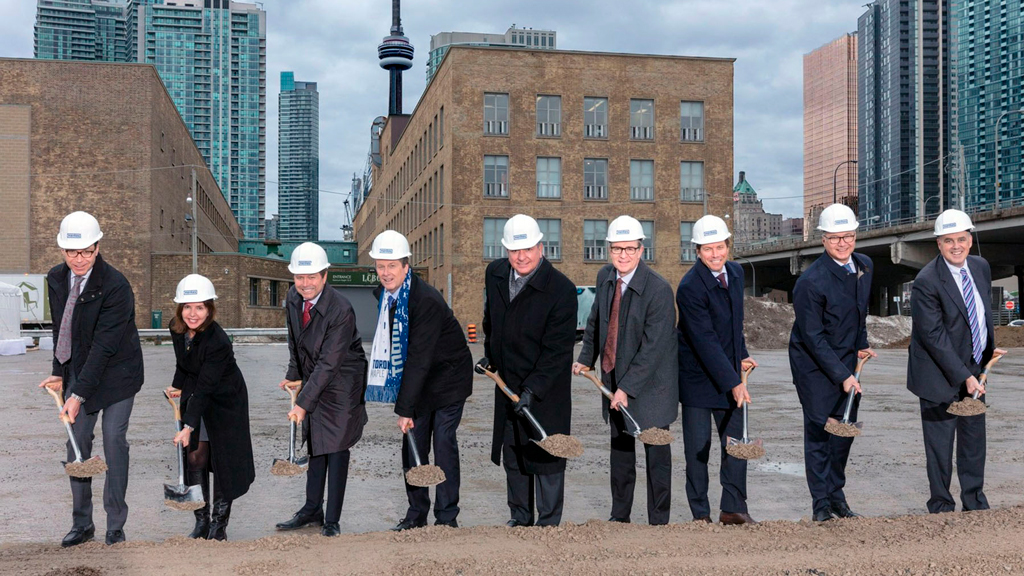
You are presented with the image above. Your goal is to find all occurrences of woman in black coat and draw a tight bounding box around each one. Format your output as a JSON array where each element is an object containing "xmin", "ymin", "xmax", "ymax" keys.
[{"xmin": 166, "ymin": 274, "xmax": 255, "ymax": 541}]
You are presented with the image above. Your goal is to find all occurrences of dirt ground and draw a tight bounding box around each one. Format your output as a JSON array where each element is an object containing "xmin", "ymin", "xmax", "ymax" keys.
[
  {"xmin": 2, "ymin": 343, "xmax": 1023, "ymax": 575},
  {"xmin": 742, "ymin": 297, "xmax": 913, "ymax": 349}
]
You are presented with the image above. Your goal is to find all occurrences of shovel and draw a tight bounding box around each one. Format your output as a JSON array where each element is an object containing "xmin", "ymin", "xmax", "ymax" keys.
[
  {"xmin": 947, "ymin": 350, "xmax": 1007, "ymax": 417},
  {"xmin": 43, "ymin": 384, "xmax": 107, "ymax": 478},
  {"xmin": 271, "ymin": 381, "xmax": 309, "ymax": 476},
  {"xmin": 474, "ymin": 362, "xmax": 584, "ymax": 459},
  {"xmin": 726, "ymin": 366, "xmax": 765, "ymax": 460},
  {"xmin": 403, "ymin": 429, "xmax": 446, "ymax": 487},
  {"xmin": 579, "ymin": 369, "xmax": 673, "ymax": 446},
  {"xmin": 163, "ymin": 391, "xmax": 205, "ymax": 511},
  {"xmin": 825, "ymin": 355, "xmax": 871, "ymax": 437}
]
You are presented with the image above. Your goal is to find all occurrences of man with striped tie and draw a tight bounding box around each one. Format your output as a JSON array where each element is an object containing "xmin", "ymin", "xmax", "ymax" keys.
[{"xmin": 907, "ymin": 209, "xmax": 1004, "ymax": 513}]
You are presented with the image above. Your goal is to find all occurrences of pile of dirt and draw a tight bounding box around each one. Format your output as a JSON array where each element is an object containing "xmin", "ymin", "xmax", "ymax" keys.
[
  {"xmin": 637, "ymin": 427, "xmax": 673, "ymax": 445},
  {"xmin": 887, "ymin": 325, "xmax": 1024, "ymax": 350},
  {"xmin": 405, "ymin": 464, "xmax": 446, "ymax": 487},
  {"xmin": 537, "ymin": 434, "xmax": 584, "ymax": 458},
  {"xmin": 63, "ymin": 457, "xmax": 107, "ymax": 478},
  {"xmin": 743, "ymin": 297, "xmax": 913, "ymax": 350},
  {"xmin": 865, "ymin": 314, "xmax": 913, "ymax": 347}
]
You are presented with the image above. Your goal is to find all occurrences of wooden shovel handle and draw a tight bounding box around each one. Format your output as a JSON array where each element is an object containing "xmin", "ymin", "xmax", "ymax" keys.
[
  {"xmin": 979, "ymin": 350, "xmax": 1007, "ymax": 384},
  {"xmin": 163, "ymin": 391, "xmax": 181, "ymax": 422},
  {"xmin": 741, "ymin": 365, "xmax": 755, "ymax": 385},
  {"xmin": 44, "ymin": 385, "xmax": 72, "ymax": 424},
  {"xmin": 855, "ymin": 354, "xmax": 871, "ymax": 376},
  {"xmin": 579, "ymin": 369, "xmax": 612, "ymax": 400},
  {"xmin": 482, "ymin": 368, "xmax": 520, "ymax": 403},
  {"xmin": 283, "ymin": 381, "xmax": 302, "ymax": 407}
]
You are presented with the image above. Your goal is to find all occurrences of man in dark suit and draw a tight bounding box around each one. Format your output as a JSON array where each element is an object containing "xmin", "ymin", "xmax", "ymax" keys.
[
  {"xmin": 367, "ymin": 231, "xmax": 473, "ymax": 531},
  {"xmin": 573, "ymin": 215, "xmax": 677, "ymax": 525},
  {"xmin": 676, "ymin": 215, "xmax": 758, "ymax": 525},
  {"xmin": 275, "ymin": 242, "xmax": 368, "ymax": 537},
  {"xmin": 39, "ymin": 211, "xmax": 144, "ymax": 547},
  {"xmin": 907, "ymin": 209, "xmax": 1004, "ymax": 513},
  {"xmin": 789, "ymin": 203, "xmax": 876, "ymax": 522},
  {"xmin": 482, "ymin": 214, "xmax": 578, "ymax": 527}
]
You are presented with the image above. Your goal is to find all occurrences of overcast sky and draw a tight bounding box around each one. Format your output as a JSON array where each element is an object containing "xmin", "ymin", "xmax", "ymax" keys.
[{"xmin": 0, "ymin": 0, "xmax": 868, "ymax": 240}]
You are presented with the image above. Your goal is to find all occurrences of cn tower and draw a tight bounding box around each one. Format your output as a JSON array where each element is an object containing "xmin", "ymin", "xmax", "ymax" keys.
[{"xmin": 378, "ymin": 0, "xmax": 414, "ymax": 115}]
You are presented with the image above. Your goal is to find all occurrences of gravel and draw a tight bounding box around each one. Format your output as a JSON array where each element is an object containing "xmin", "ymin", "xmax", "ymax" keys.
[
  {"xmin": 536, "ymin": 434, "xmax": 584, "ymax": 459},
  {"xmin": 63, "ymin": 457, "xmax": 107, "ymax": 478},
  {"xmin": 163, "ymin": 499, "xmax": 205, "ymax": 511},
  {"xmin": 269, "ymin": 460, "xmax": 307, "ymax": 476},
  {"xmin": 637, "ymin": 428, "xmax": 674, "ymax": 446},
  {"xmin": 725, "ymin": 443, "xmax": 766, "ymax": 460},
  {"xmin": 405, "ymin": 465, "xmax": 446, "ymax": 487},
  {"xmin": 824, "ymin": 420, "xmax": 862, "ymax": 437},
  {"xmin": 947, "ymin": 398, "xmax": 987, "ymax": 417}
]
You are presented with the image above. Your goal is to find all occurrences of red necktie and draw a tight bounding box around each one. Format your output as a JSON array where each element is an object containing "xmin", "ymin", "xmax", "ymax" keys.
[
  {"xmin": 601, "ymin": 279, "xmax": 623, "ymax": 374},
  {"xmin": 717, "ymin": 273, "xmax": 728, "ymax": 289},
  {"xmin": 302, "ymin": 300, "xmax": 312, "ymax": 329}
]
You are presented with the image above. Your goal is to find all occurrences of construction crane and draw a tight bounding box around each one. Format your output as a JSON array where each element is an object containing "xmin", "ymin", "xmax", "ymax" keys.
[{"xmin": 340, "ymin": 199, "xmax": 354, "ymax": 241}]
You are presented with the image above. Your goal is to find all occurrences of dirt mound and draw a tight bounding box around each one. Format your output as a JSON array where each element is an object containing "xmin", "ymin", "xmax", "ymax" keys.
[
  {"xmin": 742, "ymin": 297, "xmax": 911, "ymax": 349},
  {"xmin": 886, "ymin": 325, "xmax": 1024, "ymax": 349}
]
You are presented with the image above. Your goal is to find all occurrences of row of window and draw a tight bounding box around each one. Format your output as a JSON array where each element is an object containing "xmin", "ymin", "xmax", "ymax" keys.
[
  {"xmin": 484, "ymin": 94, "xmax": 705, "ymax": 142},
  {"xmin": 384, "ymin": 108, "xmax": 445, "ymax": 214},
  {"xmin": 483, "ymin": 218, "xmax": 699, "ymax": 263},
  {"xmin": 483, "ymin": 156, "xmax": 706, "ymax": 202},
  {"xmin": 249, "ymin": 277, "xmax": 290, "ymax": 307}
]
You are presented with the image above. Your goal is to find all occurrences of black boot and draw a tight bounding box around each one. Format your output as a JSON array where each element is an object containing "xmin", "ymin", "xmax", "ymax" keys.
[
  {"xmin": 207, "ymin": 483, "xmax": 232, "ymax": 541},
  {"xmin": 187, "ymin": 470, "xmax": 210, "ymax": 539}
]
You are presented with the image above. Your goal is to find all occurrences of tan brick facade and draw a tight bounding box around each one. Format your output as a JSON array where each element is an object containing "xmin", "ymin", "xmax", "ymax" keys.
[{"xmin": 354, "ymin": 47, "xmax": 735, "ymax": 328}]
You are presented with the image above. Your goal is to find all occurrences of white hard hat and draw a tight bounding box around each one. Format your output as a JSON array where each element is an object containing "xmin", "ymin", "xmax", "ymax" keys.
[
  {"xmin": 369, "ymin": 230, "xmax": 412, "ymax": 259},
  {"xmin": 605, "ymin": 215, "xmax": 646, "ymax": 243},
  {"xmin": 174, "ymin": 274, "xmax": 218, "ymax": 303},
  {"xmin": 933, "ymin": 209, "xmax": 975, "ymax": 236},
  {"xmin": 501, "ymin": 214, "xmax": 543, "ymax": 251},
  {"xmin": 288, "ymin": 242, "xmax": 330, "ymax": 274},
  {"xmin": 691, "ymin": 215, "xmax": 732, "ymax": 245},
  {"xmin": 817, "ymin": 204, "xmax": 859, "ymax": 233},
  {"xmin": 57, "ymin": 211, "xmax": 104, "ymax": 249}
]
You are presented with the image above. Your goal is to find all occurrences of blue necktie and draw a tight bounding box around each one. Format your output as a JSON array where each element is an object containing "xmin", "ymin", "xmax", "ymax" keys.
[
  {"xmin": 844, "ymin": 262, "xmax": 855, "ymax": 274},
  {"xmin": 388, "ymin": 295, "xmax": 396, "ymax": 309},
  {"xmin": 960, "ymin": 268, "xmax": 983, "ymax": 363}
]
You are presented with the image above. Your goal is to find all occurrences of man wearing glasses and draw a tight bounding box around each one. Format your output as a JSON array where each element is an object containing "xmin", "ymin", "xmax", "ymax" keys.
[
  {"xmin": 39, "ymin": 212, "xmax": 144, "ymax": 546},
  {"xmin": 789, "ymin": 203, "xmax": 876, "ymax": 522},
  {"xmin": 573, "ymin": 215, "xmax": 677, "ymax": 524}
]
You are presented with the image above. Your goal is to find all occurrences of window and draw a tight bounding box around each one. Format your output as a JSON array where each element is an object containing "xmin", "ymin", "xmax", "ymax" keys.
[
  {"xmin": 269, "ymin": 280, "xmax": 280, "ymax": 307},
  {"xmin": 484, "ymin": 93, "xmax": 509, "ymax": 135},
  {"xmin": 583, "ymin": 97, "xmax": 607, "ymax": 138},
  {"xmin": 483, "ymin": 155, "xmax": 509, "ymax": 197},
  {"xmin": 584, "ymin": 158, "xmax": 608, "ymax": 199},
  {"xmin": 680, "ymin": 222, "xmax": 696, "ymax": 262},
  {"xmin": 680, "ymin": 101, "xmax": 704, "ymax": 142},
  {"xmin": 438, "ymin": 107, "xmax": 444, "ymax": 147},
  {"xmin": 536, "ymin": 95, "xmax": 561, "ymax": 136},
  {"xmin": 439, "ymin": 224, "xmax": 444, "ymax": 265},
  {"xmin": 483, "ymin": 218, "xmax": 508, "ymax": 259},
  {"xmin": 680, "ymin": 161, "xmax": 705, "ymax": 202},
  {"xmin": 249, "ymin": 278, "xmax": 259, "ymax": 306},
  {"xmin": 537, "ymin": 219, "xmax": 561, "ymax": 260},
  {"xmin": 630, "ymin": 160, "xmax": 654, "ymax": 201},
  {"xmin": 630, "ymin": 99, "xmax": 654, "ymax": 140},
  {"xmin": 536, "ymin": 157, "xmax": 562, "ymax": 198},
  {"xmin": 640, "ymin": 220, "xmax": 655, "ymax": 261},
  {"xmin": 584, "ymin": 220, "xmax": 608, "ymax": 261}
]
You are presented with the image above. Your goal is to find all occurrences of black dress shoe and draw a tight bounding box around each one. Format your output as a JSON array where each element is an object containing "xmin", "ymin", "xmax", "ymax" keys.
[
  {"xmin": 608, "ymin": 517, "xmax": 631, "ymax": 523},
  {"xmin": 275, "ymin": 509, "xmax": 324, "ymax": 531},
  {"xmin": 813, "ymin": 508, "xmax": 835, "ymax": 522},
  {"xmin": 506, "ymin": 519, "xmax": 533, "ymax": 527},
  {"xmin": 830, "ymin": 501, "xmax": 861, "ymax": 518},
  {"xmin": 105, "ymin": 530, "xmax": 125, "ymax": 545},
  {"xmin": 391, "ymin": 518, "xmax": 427, "ymax": 532},
  {"xmin": 434, "ymin": 519, "xmax": 458, "ymax": 528},
  {"xmin": 321, "ymin": 522, "xmax": 341, "ymax": 537},
  {"xmin": 61, "ymin": 525, "xmax": 95, "ymax": 548}
]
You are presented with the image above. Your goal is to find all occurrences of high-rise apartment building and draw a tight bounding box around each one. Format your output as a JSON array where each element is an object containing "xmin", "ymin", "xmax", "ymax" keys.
[
  {"xmin": 426, "ymin": 25, "xmax": 556, "ymax": 82},
  {"xmin": 858, "ymin": 0, "xmax": 951, "ymax": 226},
  {"xmin": 803, "ymin": 33, "xmax": 858, "ymax": 231},
  {"xmin": 278, "ymin": 72, "xmax": 319, "ymax": 241},
  {"xmin": 34, "ymin": 0, "xmax": 128, "ymax": 61}
]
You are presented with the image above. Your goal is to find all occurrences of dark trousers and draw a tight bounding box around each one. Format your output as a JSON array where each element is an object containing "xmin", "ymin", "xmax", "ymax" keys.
[
  {"xmin": 300, "ymin": 449, "xmax": 350, "ymax": 524},
  {"xmin": 682, "ymin": 405, "xmax": 747, "ymax": 519},
  {"xmin": 67, "ymin": 394, "xmax": 135, "ymax": 531},
  {"xmin": 920, "ymin": 398, "xmax": 988, "ymax": 513},
  {"xmin": 802, "ymin": 402, "xmax": 857, "ymax": 514},
  {"xmin": 503, "ymin": 419, "xmax": 564, "ymax": 526},
  {"xmin": 401, "ymin": 401, "xmax": 465, "ymax": 524},
  {"xmin": 609, "ymin": 408, "xmax": 672, "ymax": 524}
]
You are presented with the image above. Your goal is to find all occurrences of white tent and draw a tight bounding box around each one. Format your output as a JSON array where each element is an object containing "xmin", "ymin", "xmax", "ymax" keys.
[{"xmin": 0, "ymin": 282, "xmax": 26, "ymax": 355}]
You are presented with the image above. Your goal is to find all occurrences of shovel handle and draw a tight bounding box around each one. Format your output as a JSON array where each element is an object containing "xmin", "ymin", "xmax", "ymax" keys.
[
  {"xmin": 164, "ymin": 391, "xmax": 182, "ymax": 422},
  {"xmin": 405, "ymin": 429, "xmax": 424, "ymax": 467},
  {"xmin": 283, "ymin": 381, "xmax": 302, "ymax": 407},
  {"xmin": 973, "ymin": 349, "xmax": 1007, "ymax": 398},
  {"xmin": 854, "ymin": 354, "xmax": 871, "ymax": 381},
  {"xmin": 483, "ymin": 368, "xmax": 520, "ymax": 403},
  {"xmin": 44, "ymin": 385, "xmax": 73, "ymax": 424},
  {"xmin": 580, "ymin": 369, "xmax": 643, "ymax": 434}
]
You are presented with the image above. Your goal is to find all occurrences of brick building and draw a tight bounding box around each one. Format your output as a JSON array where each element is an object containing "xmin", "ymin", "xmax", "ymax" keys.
[{"xmin": 353, "ymin": 46, "xmax": 734, "ymax": 328}]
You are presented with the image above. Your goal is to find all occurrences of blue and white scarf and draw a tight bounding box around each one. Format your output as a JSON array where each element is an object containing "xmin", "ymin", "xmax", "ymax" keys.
[{"xmin": 365, "ymin": 269, "xmax": 411, "ymax": 403}]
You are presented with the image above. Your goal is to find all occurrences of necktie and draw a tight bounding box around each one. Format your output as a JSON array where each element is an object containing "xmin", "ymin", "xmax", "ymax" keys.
[
  {"xmin": 601, "ymin": 279, "xmax": 624, "ymax": 374},
  {"xmin": 717, "ymin": 272, "xmax": 728, "ymax": 289},
  {"xmin": 388, "ymin": 295, "xmax": 396, "ymax": 309},
  {"xmin": 55, "ymin": 274, "xmax": 84, "ymax": 364},
  {"xmin": 844, "ymin": 262, "xmax": 855, "ymax": 274},
  {"xmin": 510, "ymin": 275, "xmax": 524, "ymax": 300},
  {"xmin": 960, "ymin": 268, "xmax": 983, "ymax": 363},
  {"xmin": 302, "ymin": 300, "xmax": 312, "ymax": 329}
]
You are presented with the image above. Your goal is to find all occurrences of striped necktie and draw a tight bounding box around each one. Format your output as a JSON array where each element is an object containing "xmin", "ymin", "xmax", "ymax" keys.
[
  {"xmin": 960, "ymin": 268, "xmax": 983, "ymax": 363},
  {"xmin": 844, "ymin": 262, "xmax": 855, "ymax": 274}
]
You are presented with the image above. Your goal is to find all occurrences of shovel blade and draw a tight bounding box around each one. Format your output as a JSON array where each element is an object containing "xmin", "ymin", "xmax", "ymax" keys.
[
  {"xmin": 725, "ymin": 436, "xmax": 765, "ymax": 460},
  {"xmin": 62, "ymin": 456, "xmax": 107, "ymax": 478},
  {"xmin": 824, "ymin": 417, "xmax": 863, "ymax": 437},
  {"xmin": 270, "ymin": 457, "xmax": 308, "ymax": 476},
  {"xmin": 164, "ymin": 483, "xmax": 205, "ymax": 510}
]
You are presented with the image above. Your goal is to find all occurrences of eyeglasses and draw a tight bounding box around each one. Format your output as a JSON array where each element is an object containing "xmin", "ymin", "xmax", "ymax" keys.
[
  {"xmin": 609, "ymin": 246, "xmax": 641, "ymax": 255},
  {"xmin": 823, "ymin": 234, "xmax": 856, "ymax": 246},
  {"xmin": 63, "ymin": 248, "xmax": 97, "ymax": 259}
]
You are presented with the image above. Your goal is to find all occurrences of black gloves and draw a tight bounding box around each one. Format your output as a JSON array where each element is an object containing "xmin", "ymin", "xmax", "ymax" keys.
[
  {"xmin": 474, "ymin": 357, "xmax": 491, "ymax": 375},
  {"xmin": 514, "ymin": 388, "xmax": 535, "ymax": 416}
]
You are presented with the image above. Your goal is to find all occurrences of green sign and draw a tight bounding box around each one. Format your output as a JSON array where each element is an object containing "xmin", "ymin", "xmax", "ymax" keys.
[{"xmin": 328, "ymin": 270, "xmax": 379, "ymax": 287}]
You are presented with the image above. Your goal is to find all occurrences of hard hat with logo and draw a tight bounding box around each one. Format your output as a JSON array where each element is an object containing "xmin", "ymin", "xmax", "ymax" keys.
[
  {"xmin": 817, "ymin": 204, "xmax": 859, "ymax": 233},
  {"xmin": 57, "ymin": 211, "xmax": 104, "ymax": 250},
  {"xmin": 605, "ymin": 215, "xmax": 646, "ymax": 243},
  {"xmin": 691, "ymin": 215, "xmax": 732, "ymax": 245},
  {"xmin": 288, "ymin": 242, "xmax": 330, "ymax": 274},
  {"xmin": 369, "ymin": 230, "xmax": 412, "ymax": 259},
  {"xmin": 174, "ymin": 274, "xmax": 218, "ymax": 303},
  {"xmin": 501, "ymin": 214, "xmax": 543, "ymax": 251},
  {"xmin": 933, "ymin": 209, "xmax": 975, "ymax": 236}
]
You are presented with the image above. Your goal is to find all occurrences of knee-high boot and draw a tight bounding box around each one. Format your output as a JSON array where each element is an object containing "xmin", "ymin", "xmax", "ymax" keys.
[
  {"xmin": 207, "ymin": 478, "xmax": 232, "ymax": 541},
  {"xmin": 187, "ymin": 469, "xmax": 210, "ymax": 539}
]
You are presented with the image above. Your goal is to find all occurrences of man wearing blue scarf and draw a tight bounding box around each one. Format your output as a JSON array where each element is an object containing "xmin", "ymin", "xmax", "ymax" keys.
[{"xmin": 368, "ymin": 231, "xmax": 473, "ymax": 531}]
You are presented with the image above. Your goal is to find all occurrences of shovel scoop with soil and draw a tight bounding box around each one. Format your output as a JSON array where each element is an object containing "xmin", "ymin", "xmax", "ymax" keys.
[
  {"xmin": 947, "ymin": 350, "xmax": 1007, "ymax": 417},
  {"xmin": 403, "ymin": 429, "xmax": 446, "ymax": 487},
  {"xmin": 475, "ymin": 362, "xmax": 584, "ymax": 459},
  {"xmin": 271, "ymin": 382, "xmax": 309, "ymax": 476},
  {"xmin": 726, "ymin": 366, "xmax": 765, "ymax": 460},
  {"xmin": 43, "ymin": 385, "xmax": 107, "ymax": 478},
  {"xmin": 162, "ymin": 392, "xmax": 205, "ymax": 511},
  {"xmin": 578, "ymin": 369, "xmax": 673, "ymax": 446},
  {"xmin": 825, "ymin": 355, "xmax": 871, "ymax": 438}
]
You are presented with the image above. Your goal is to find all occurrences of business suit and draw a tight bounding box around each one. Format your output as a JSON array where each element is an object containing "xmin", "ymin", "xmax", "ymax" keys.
[
  {"xmin": 908, "ymin": 255, "xmax": 994, "ymax": 513},
  {"xmin": 788, "ymin": 251, "xmax": 872, "ymax": 516},
  {"xmin": 577, "ymin": 260, "xmax": 677, "ymax": 524},
  {"xmin": 484, "ymin": 257, "xmax": 577, "ymax": 526},
  {"xmin": 284, "ymin": 284, "xmax": 368, "ymax": 525},
  {"xmin": 677, "ymin": 259, "xmax": 751, "ymax": 519},
  {"xmin": 376, "ymin": 274, "xmax": 473, "ymax": 526},
  {"xmin": 46, "ymin": 254, "xmax": 143, "ymax": 535}
]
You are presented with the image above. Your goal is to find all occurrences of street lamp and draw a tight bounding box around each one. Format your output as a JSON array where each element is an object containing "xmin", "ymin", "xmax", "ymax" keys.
[
  {"xmin": 995, "ymin": 108, "xmax": 1024, "ymax": 211},
  {"xmin": 923, "ymin": 194, "xmax": 941, "ymax": 217},
  {"xmin": 833, "ymin": 159, "xmax": 859, "ymax": 204},
  {"xmin": 734, "ymin": 255, "xmax": 756, "ymax": 297},
  {"xmin": 186, "ymin": 168, "xmax": 198, "ymax": 275}
]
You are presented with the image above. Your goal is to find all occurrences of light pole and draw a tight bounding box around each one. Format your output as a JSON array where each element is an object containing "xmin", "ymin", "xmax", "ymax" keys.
[
  {"xmin": 833, "ymin": 159, "xmax": 858, "ymax": 204},
  {"xmin": 187, "ymin": 168, "xmax": 198, "ymax": 274},
  {"xmin": 734, "ymin": 255, "xmax": 755, "ymax": 297},
  {"xmin": 923, "ymin": 194, "xmax": 941, "ymax": 218},
  {"xmin": 995, "ymin": 108, "xmax": 1024, "ymax": 212}
]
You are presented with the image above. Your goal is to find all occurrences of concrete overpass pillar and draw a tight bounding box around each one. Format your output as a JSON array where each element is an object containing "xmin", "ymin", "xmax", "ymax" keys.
[{"xmin": 891, "ymin": 240, "xmax": 937, "ymax": 270}]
